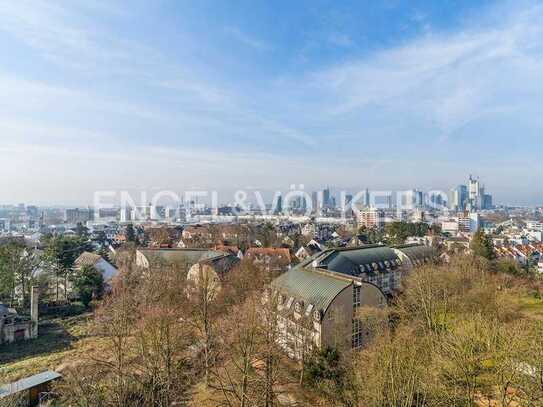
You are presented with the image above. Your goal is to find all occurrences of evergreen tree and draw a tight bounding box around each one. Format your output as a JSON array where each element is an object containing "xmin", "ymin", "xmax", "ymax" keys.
[
  {"xmin": 470, "ymin": 229, "xmax": 495, "ymax": 260},
  {"xmin": 125, "ymin": 223, "xmax": 137, "ymax": 243},
  {"xmin": 73, "ymin": 265, "xmax": 104, "ymax": 307}
]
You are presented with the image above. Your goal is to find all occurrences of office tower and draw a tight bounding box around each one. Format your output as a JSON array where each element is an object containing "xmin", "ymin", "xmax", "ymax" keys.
[
  {"xmin": 364, "ymin": 188, "xmax": 371, "ymax": 207},
  {"xmin": 323, "ymin": 187, "xmax": 331, "ymax": 208},
  {"xmin": 275, "ymin": 195, "xmax": 283, "ymax": 214},
  {"xmin": 448, "ymin": 188, "xmax": 456, "ymax": 210},
  {"xmin": 26, "ymin": 206, "xmax": 39, "ymax": 219},
  {"xmin": 482, "ymin": 194, "xmax": 493, "ymax": 210},
  {"xmin": 401, "ymin": 190, "xmax": 416, "ymax": 208},
  {"xmin": 120, "ymin": 207, "xmax": 132, "ymax": 222},
  {"xmin": 468, "ymin": 175, "xmax": 486, "ymax": 210},
  {"xmin": 429, "ymin": 192, "xmax": 444, "ymax": 208},
  {"xmin": 449, "ymin": 185, "xmax": 468, "ymax": 211},
  {"xmin": 458, "ymin": 185, "xmax": 468, "ymax": 210}
]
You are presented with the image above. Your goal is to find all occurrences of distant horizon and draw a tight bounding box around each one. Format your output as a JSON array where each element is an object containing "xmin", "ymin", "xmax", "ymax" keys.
[
  {"xmin": 1, "ymin": 1, "xmax": 542, "ymax": 206},
  {"xmin": 0, "ymin": 182, "xmax": 540, "ymax": 209}
]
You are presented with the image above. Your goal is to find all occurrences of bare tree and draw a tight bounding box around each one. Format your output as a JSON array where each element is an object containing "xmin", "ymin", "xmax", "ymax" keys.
[
  {"xmin": 186, "ymin": 263, "xmax": 222, "ymax": 387},
  {"xmin": 212, "ymin": 295, "xmax": 261, "ymax": 407}
]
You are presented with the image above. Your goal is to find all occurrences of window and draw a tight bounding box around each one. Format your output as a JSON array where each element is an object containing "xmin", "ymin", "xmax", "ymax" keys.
[
  {"xmin": 353, "ymin": 285, "xmax": 361, "ymax": 308},
  {"xmin": 352, "ymin": 319, "xmax": 363, "ymax": 349},
  {"xmin": 285, "ymin": 297, "xmax": 294, "ymax": 309},
  {"xmin": 381, "ymin": 275, "xmax": 390, "ymax": 291},
  {"xmin": 305, "ymin": 303, "xmax": 314, "ymax": 317}
]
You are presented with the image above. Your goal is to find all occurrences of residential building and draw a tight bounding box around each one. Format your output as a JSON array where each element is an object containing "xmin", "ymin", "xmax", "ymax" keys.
[
  {"xmin": 74, "ymin": 252, "xmax": 118, "ymax": 284},
  {"xmin": 271, "ymin": 244, "xmax": 435, "ymax": 356},
  {"xmin": 245, "ymin": 247, "xmax": 291, "ymax": 272},
  {"xmin": 64, "ymin": 208, "xmax": 94, "ymax": 224},
  {"xmin": 354, "ymin": 206, "xmax": 385, "ymax": 229},
  {"xmin": 136, "ymin": 248, "xmax": 227, "ymax": 269},
  {"xmin": 441, "ymin": 219, "xmax": 460, "ymax": 236}
]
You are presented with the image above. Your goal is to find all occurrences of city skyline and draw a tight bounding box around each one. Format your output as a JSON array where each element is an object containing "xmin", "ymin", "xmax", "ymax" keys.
[
  {"xmin": 0, "ymin": 179, "xmax": 498, "ymax": 211},
  {"xmin": 1, "ymin": 1, "xmax": 543, "ymax": 205},
  {"xmin": 0, "ymin": 177, "xmax": 510, "ymax": 208}
]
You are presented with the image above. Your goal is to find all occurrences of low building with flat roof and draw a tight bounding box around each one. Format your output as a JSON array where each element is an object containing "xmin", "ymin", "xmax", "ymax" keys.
[{"xmin": 0, "ymin": 370, "xmax": 61, "ymax": 406}]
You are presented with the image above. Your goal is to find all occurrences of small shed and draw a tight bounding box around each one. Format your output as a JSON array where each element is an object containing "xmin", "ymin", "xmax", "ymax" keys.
[{"xmin": 0, "ymin": 370, "xmax": 62, "ymax": 406}]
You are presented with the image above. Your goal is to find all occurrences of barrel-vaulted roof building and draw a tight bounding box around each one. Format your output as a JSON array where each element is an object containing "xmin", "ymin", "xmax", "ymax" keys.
[{"xmin": 271, "ymin": 244, "xmax": 434, "ymax": 356}]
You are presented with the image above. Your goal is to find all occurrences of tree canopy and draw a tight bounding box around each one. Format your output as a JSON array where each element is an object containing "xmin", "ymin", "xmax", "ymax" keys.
[
  {"xmin": 470, "ymin": 229, "xmax": 496, "ymax": 260},
  {"xmin": 73, "ymin": 265, "xmax": 104, "ymax": 307}
]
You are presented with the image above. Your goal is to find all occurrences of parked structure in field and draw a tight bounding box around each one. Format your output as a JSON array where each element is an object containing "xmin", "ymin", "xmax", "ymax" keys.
[
  {"xmin": 0, "ymin": 370, "xmax": 61, "ymax": 406},
  {"xmin": 0, "ymin": 287, "xmax": 39, "ymax": 344}
]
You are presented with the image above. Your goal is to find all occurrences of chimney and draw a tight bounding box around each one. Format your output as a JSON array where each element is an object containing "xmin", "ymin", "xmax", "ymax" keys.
[{"xmin": 30, "ymin": 286, "xmax": 39, "ymax": 339}]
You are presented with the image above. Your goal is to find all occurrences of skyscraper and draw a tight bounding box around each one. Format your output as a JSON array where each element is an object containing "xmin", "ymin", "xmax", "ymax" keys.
[
  {"xmin": 323, "ymin": 187, "xmax": 331, "ymax": 208},
  {"xmin": 274, "ymin": 195, "xmax": 283, "ymax": 214},
  {"xmin": 415, "ymin": 190, "xmax": 424, "ymax": 208},
  {"xmin": 468, "ymin": 175, "xmax": 482, "ymax": 210},
  {"xmin": 311, "ymin": 191, "xmax": 318, "ymax": 213},
  {"xmin": 364, "ymin": 188, "xmax": 371, "ymax": 207},
  {"xmin": 482, "ymin": 194, "xmax": 493, "ymax": 210},
  {"xmin": 449, "ymin": 185, "xmax": 468, "ymax": 211},
  {"xmin": 467, "ymin": 175, "xmax": 492, "ymax": 210}
]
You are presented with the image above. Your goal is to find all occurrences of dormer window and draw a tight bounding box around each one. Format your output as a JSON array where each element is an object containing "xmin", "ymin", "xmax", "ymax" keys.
[
  {"xmin": 313, "ymin": 309, "xmax": 322, "ymax": 322},
  {"xmin": 305, "ymin": 303, "xmax": 314, "ymax": 317},
  {"xmin": 286, "ymin": 297, "xmax": 294, "ymax": 309}
]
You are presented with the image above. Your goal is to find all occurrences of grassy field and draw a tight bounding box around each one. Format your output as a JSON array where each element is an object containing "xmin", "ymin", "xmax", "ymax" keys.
[
  {"xmin": 517, "ymin": 293, "xmax": 543, "ymax": 320},
  {"xmin": 0, "ymin": 307, "xmax": 106, "ymax": 384}
]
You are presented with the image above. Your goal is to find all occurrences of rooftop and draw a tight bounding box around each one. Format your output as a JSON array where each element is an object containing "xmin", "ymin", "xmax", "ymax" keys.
[
  {"xmin": 0, "ymin": 371, "xmax": 61, "ymax": 399},
  {"xmin": 311, "ymin": 245, "xmax": 401, "ymax": 276},
  {"xmin": 138, "ymin": 248, "xmax": 228, "ymax": 267},
  {"xmin": 271, "ymin": 267, "xmax": 351, "ymax": 313},
  {"xmin": 393, "ymin": 244, "xmax": 437, "ymax": 264},
  {"xmin": 74, "ymin": 251, "xmax": 102, "ymax": 267}
]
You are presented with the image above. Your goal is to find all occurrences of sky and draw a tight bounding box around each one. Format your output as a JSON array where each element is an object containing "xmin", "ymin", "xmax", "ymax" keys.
[{"xmin": 0, "ymin": 0, "xmax": 542, "ymax": 206}]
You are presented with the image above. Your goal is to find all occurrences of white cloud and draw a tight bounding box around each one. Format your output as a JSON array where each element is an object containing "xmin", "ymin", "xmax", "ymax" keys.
[
  {"xmin": 224, "ymin": 27, "xmax": 270, "ymax": 50},
  {"xmin": 305, "ymin": 2, "xmax": 543, "ymax": 142}
]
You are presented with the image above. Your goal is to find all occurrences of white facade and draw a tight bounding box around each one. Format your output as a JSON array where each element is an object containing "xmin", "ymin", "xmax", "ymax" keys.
[{"xmin": 441, "ymin": 220, "xmax": 459, "ymax": 234}]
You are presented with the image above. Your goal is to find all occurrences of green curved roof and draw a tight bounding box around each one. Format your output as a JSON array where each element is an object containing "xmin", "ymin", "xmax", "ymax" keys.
[
  {"xmin": 313, "ymin": 245, "xmax": 400, "ymax": 276},
  {"xmin": 271, "ymin": 268, "xmax": 351, "ymax": 312},
  {"xmin": 394, "ymin": 244, "xmax": 436, "ymax": 263}
]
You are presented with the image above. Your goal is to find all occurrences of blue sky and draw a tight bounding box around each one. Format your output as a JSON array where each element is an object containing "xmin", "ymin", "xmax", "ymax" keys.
[{"xmin": 0, "ymin": 0, "xmax": 542, "ymax": 205}]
